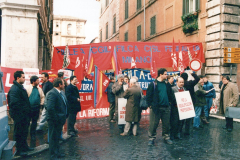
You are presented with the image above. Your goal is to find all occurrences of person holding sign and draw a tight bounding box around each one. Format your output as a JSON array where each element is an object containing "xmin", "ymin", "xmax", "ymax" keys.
[
  {"xmin": 146, "ymin": 68, "xmax": 175, "ymax": 146},
  {"xmin": 120, "ymin": 78, "xmax": 141, "ymax": 136},
  {"xmin": 170, "ymin": 77, "xmax": 185, "ymax": 140}
]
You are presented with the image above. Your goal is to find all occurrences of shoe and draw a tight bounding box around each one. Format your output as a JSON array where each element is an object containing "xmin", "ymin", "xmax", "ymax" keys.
[
  {"xmin": 74, "ymin": 129, "xmax": 78, "ymax": 134},
  {"xmin": 202, "ymin": 118, "xmax": 210, "ymax": 124},
  {"xmin": 164, "ymin": 139, "xmax": 173, "ymax": 145},
  {"xmin": 227, "ymin": 128, "xmax": 232, "ymax": 132},
  {"xmin": 26, "ymin": 147, "xmax": 34, "ymax": 151},
  {"xmin": 110, "ymin": 120, "xmax": 116, "ymax": 123},
  {"xmin": 68, "ymin": 131, "xmax": 77, "ymax": 137},
  {"xmin": 15, "ymin": 151, "xmax": 28, "ymax": 157},
  {"xmin": 193, "ymin": 127, "xmax": 203, "ymax": 130},
  {"xmin": 57, "ymin": 153, "xmax": 65, "ymax": 158},
  {"xmin": 120, "ymin": 133, "xmax": 127, "ymax": 136},
  {"xmin": 174, "ymin": 133, "xmax": 182, "ymax": 140},
  {"xmin": 199, "ymin": 125, "xmax": 204, "ymax": 128},
  {"xmin": 148, "ymin": 140, "xmax": 154, "ymax": 146},
  {"xmin": 222, "ymin": 126, "xmax": 227, "ymax": 129}
]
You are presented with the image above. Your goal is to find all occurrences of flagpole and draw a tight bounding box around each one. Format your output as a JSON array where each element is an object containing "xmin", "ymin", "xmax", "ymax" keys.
[{"xmin": 94, "ymin": 65, "xmax": 97, "ymax": 108}]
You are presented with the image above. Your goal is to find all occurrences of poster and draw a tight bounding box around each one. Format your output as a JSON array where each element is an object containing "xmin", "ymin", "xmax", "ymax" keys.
[
  {"xmin": 118, "ymin": 98, "xmax": 127, "ymax": 125},
  {"xmin": 23, "ymin": 68, "xmax": 39, "ymax": 86},
  {"xmin": 175, "ymin": 91, "xmax": 195, "ymax": 120}
]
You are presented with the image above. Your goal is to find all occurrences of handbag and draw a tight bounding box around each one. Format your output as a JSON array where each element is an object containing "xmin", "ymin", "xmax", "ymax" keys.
[
  {"xmin": 140, "ymin": 92, "xmax": 148, "ymax": 110},
  {"xmin": 210, "ymin": 101, "xmax": 218, "ymax": 114},
  {"xmin": 225, "ymin": 106, "xmax": 240, "ymax": 119}
]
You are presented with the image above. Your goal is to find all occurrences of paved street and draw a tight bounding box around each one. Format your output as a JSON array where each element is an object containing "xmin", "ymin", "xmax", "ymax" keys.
[{"xmin": 17, "ymin": 115, "xmax": 240, "ymax": 160}]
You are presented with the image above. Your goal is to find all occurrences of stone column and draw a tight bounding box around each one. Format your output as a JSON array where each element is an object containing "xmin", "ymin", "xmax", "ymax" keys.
[
  {"xmin": 0, "ymin": 0, "xmax": 40, "ymax": 68},
  {"xmin": 205, "ymin": 0, "xmax": 240, "ymax": 93},
  {"xmin": 38, "ymin": 32, "xmax": 45, "ymax": 70}
]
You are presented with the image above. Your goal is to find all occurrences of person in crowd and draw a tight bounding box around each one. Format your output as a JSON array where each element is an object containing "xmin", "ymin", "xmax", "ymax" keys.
[
  {"xmin": 180, "ymin": 70, "xmax": 200, "ymax": 136},
  {"xmin": 58, "ymin": 72, "xmax": 68, "ymax": 90},
  {"xmin": 146, "ymin": 68, "xmax": 174, "ymax": 145},
  {"xmin": 66, "ymin": 76, "xmax": 81, "ymax": 137},
  {"xmin": 167, "ymin": 75, "xmax": 175, "ymax": 87},
  {"xmin": 220, "ymin": 76, "xmax": 239, "ymax": 132},
  {"xmin": 132, "ymin": 76, "xmax": 143, "ymax": 120},
  {"xmin": 203, "ymin": 75, "xmax": 216, "ymax": 122},
  {"xmin": 36, "ymin": 72, "xmax": 53, "ymax": 132},
  {"xmin": 47, "ymin": 78, "xmax": 68, "ymax": 159},
  {"xmin": 219, "ymin": 74, "xmax": 223, "ymax": 89},
  {"xmin": 107, "ymin": 76, "xmax": 116, "ymax": 123},
  {"xmin": 170, "ymin": 77, "xmax": 185, "ymax": 140},
  {"xmin": 7, "ymin": 71, "xmax": 34, "ymax": 156},
  {"xmin": 123, "ymin": 75, "xmax": 130, "ymax": 85},
  {"xmin": 112, "ymin": 74, "xmax": 125, "ymax": 132},
  {"xmin": 120, "ymin": 78, "xmax": 142, "ymax": 136},
  {"xmin": 26, "ymin": 76, "xmax": 45, "ymax": 140},
  {"xmin": 193, "ymin": 78, "xmax": 209, "ymax": 130}
]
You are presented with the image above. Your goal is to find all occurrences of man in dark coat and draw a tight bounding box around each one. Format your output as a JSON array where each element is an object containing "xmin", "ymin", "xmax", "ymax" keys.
[
  {"xmin": 7, "ymin": 71, "xmax": 33, "ymax": 156},
  {"xmin": 180, "ymin": 70, "xmax": 200, "ymax": 135},
  {"xmin": 66, "ymin": 76, "xmax": 81, "ymax": 136},
  {"xmin": 47, "ymin": 78, "xmax": 68, "ymax": 159},
  {"xmin": 107, "ymin": 76, "xmax": 116, "ymax": 122},
  {"xmin": 146, "ymin": 68, "xmax": 175, "ymax": 146}
]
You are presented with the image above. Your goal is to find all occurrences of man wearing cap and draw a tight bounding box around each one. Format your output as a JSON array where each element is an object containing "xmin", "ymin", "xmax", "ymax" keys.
[{"xmin": 112, "ymin": 74, "xmax": 125, "ymax": 132}]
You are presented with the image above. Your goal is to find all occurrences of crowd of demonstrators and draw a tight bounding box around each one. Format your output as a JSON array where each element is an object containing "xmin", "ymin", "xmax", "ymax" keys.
[
  {"xmin": 146, "ymin": 68, "xmax": 174, "ymax": 145},
  {"xmin": 120, "ymin": 78, "xmax": 142, "ymax": 136},
  {"xmin": 167, "ymin": 75, "xmax": 175, "ymax": 87},
  {"xmin": 203, "ymin": 75, "xmax": 216, "ymax": 123},
  {"xmin": 66, "ymin": 76, "xmax": 81, "ymax": 137},
  {"xmin": 220, "ymin": 76, "xmax": 239, "ymax": 132},
  {"xmin": 26, "ymin": 76, "xmax": 45, "ymax": 140},
  {"xmin": 36, "ymin": 72, "xmax": 53, "ymax": 132},
  {"xmin": 107, "ymin": 76, "xmax": 116, "ymax": 123}
]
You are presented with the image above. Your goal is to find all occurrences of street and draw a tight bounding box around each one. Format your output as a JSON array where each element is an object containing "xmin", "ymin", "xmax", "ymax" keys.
[{"xmin": 18, "ymin": 115, "xmax": 240, "ymax": 160}]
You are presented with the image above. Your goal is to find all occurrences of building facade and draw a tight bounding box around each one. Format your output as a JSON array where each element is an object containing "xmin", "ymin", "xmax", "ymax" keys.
[
  {"xmin": 52, "ymin": 15, "xmax": 86, "ymax": 46},
  {"xmin": 98, "ymin": 0, "xmax": 240, "ymax": 92},
  {"xmin": 0, "ymin": 0, "xmax": 53, "ymax": 70}
]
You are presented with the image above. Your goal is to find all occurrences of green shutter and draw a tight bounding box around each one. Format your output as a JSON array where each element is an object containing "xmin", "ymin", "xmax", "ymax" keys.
[
  {"xmin": 125, "ymin": 0, "xmax": 128, "ymax": 19},
  {"xmin": 106, "ymin": 24, "xmax": 108, "ymax": 39},
  {"xmin": 195, "ymin": 0, "xmax": 200, "ymax": 11},
  {"xmin": 150, "ymin": 16, "xmax": 156, "ymax": 35},
  {"xmin": 186, "ymin": 0, "xmax": 189, "ymax": 14},
  {"xmin": 182, "ymin": 0, "xmax": 186, "ymax": 15},
  {"xmin": 113, "ymin": 16, "xmax": 116, "ymax": 34},
  {"xmin": 137, "ymin": 25, "xmax": 141, "ymax": 41},
  {"xmin": 137, "ymin": 0, "xmax": 142, "ymax": 10},
  {"xmin": 100, "ymin": 30, "xmax": 102, "ymax": 42},
  {"xmin": 125, "ymin": 32, "xmax": 128, "ymax": 41}
]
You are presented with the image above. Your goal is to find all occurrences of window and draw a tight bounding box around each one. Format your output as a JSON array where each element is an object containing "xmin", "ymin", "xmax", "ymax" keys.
[
  {"xmin": 113, "ymin": 15, "xmax": 116, "ymax": 34},
  {"xmin": 182, "ymin": 0, "xmax": 200, "ymax": 15},
  {"xmin": 137, "ymin": 25, "xmax": 141, "ymax": 41},
  {"xmin": 100, "ymin": 30, "xmax": 102, "ymax": 42},
  {"xmin": 106, "ymin": 23, "xmax": 108, "ymax": 40},
  {"xmin": 124, "ymin": 32, "xmax": 128, "ymax": 41},
  {"xmin": 67, "ymin": 24, "xmax": 72, "ymax": 35},
  {"xmin": 125, "ymin": 0, "xmax": 129, "ymax": 20},
  {"xmin": 106, "ymin": 0, "xmax": 109, "ymax": 7},
  {"xmin": 56, "ymin": 23, "xmax": 59, "ymax": 27},
  {"xmin": 55, "ymin": 33, "xmax": 58, "ymax": 35},
  {"xmin": 150, "ymin": 16, "xmax": 156, "ymax": 35},
  {"xmin": 137, "ymin": 0, "xmax": 142, "ymax": 11}
]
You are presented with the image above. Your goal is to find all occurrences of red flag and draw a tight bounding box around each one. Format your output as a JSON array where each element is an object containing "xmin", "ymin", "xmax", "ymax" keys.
[
  {"xmin": 178, "ymin": 40, "xmax": 186, "ymax": 74},
  {"xmin": 74, "ymin": 55, "xmax": 86, "ymax": 89},
  {"xmin": 171, "ymin": 38, "xmax": 178, "ymax": 71},
  {"xmin": 150, "ymin": 48, "xmax": 157, "ymax": 79}
]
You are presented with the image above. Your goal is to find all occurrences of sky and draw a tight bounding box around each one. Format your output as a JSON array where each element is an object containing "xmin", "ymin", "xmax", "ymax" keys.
[{"xmin": 53, "ymin": 0, "xmax": 100, "ymax": 44}]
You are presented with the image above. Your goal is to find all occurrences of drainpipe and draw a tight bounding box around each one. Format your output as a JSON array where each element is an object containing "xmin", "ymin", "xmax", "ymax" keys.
[{"xmin": 144, "ymin": 0, "xmax": 145, "ymax": 41}]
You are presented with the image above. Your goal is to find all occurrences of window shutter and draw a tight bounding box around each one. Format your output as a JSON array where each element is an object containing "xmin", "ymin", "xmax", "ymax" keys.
[
  {"xmin": 186, "ymin": 0, "xmax": 189, "ymax": 14},
  {"xmin": 125, "ymin": 32, "xmax": 128, "ymax": 41},
  {"xmin": 195, "ymin": 0, "xmax": 200, "ymax": 11},
  {"xmin": 113, "ymin": 16, "xmax": 116, "ymax": 34},
  {"xmin": 182, "ymin": 0, "xmax": 186, "ymax": 15},
  {"xmin": 100, "ymin": 30, "xmax": 102, "ymax": 42},
  {"xmin": 137, "ymin": 25, "xmax": 141, "ymax": 41},
  {"xmin": 125, "ymin": 0, "xmax": 128, "ymax": 19},
  {"xmin": 106, "ymin": 24, "xmax": 108, "ymax": 40},
  {"xmin": 150, "ymin": 16, "xmax": 156, "ymax": 35},
  {"xmin": 137, "ymin": 0, "xmax": 142, "ymax": 10}
]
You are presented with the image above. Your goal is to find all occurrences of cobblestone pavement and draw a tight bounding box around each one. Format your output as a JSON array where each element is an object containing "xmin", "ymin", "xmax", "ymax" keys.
[{"xmin": 19, "ymin": 115, "xmax": 240, "ymax": 160}]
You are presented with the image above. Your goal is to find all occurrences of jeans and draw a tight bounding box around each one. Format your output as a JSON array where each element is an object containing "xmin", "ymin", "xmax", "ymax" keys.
[
  {"xmin": 68, "ymin": 113, "xmax": 77, "ymax": 133},
  {"xmin": 204, "ymin": 97, "xmax": 213, "ymax": 118},
  {"xmin": 193, "ymin": 106, "xmax": 202, "ymax": 128},
  {"xmin": 148, "ymin": 107, "xmax": 170, "ymax": 141}
]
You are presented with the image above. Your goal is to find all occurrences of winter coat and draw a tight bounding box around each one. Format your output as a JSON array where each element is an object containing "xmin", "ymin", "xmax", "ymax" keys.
[
  {"xmin": 42, "ymin": 81, "xmax": 53, "ymax": 96},
  {"xmin": 146, "ymin": 79, "xmax": 174, "ymax": 113},
  {"xmin": 195, "ymin": 83, "xmax": 207, "ymax": 107},
  {"xmin": 123, "ymin": 85, "xmax": 141, "ymax": 122},
  {"xmin": 7, "ymin": 80, "xmax": 31, "ymax": 122},
  {"xmin": 112, "ymin": 82, "xmax": 125, "ymax": 109},
  {"xmin": 66, "ymin": 84, "xmax": 81, "ymax": 114},
  {"xmin": 219, "ymin": 82, "xmax": 239, "ymax": 114},
  {"xmin": 203, "ymin": 81, "xmax": 216, "ymax": 98},
  {"xmin": 107, "ymin": 82, "xmax": 115, "ymax": 103},
  {"xmin": 171, "ymin": 85, "xmax": 186, "ymax": 106}
]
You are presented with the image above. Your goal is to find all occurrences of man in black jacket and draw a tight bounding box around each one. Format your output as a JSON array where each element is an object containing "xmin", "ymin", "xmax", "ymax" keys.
[
  {"xmin": 107, "ymin": 76, "xmax": 116, "ymax": 122},
  {"xmin": 180, "ymin": 70, "xmax": 200, "ymax": 135},
  {"xmin": 7, "ymin": 71, "xmax": 33, "ymax": 156},
  {"xmin": 66, "ymin": 76, "xmax": 81, "ymax": 136},
  {"xmin": 47, "ymin": 78, "xmax": 68, "ymax": 159},
  {"xmin": 146, "ymin": 68, "xmax": 175, "ymax": 146}
]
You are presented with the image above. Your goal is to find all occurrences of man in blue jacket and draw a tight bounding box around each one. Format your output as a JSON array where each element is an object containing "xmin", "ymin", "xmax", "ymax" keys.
[
  {"xmin": 203, "ymin": 75, "xmax": 216, "ymax": 122},
  {"xmin": 107, "ymin": 76, "xmax": 116, "ymax": 122}
]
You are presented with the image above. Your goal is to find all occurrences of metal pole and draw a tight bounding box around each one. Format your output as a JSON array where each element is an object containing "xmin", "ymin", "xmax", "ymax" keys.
[
  {"xmin": 144, "ymin": 0, "xmax": 145, "ymax": 41},
  {"xmin": 230, "ymin": 64, "xmax": 232, "ymax": 80}
]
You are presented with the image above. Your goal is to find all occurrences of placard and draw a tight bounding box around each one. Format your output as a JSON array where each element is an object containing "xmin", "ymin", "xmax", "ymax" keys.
[
  {"xmin": 118, "ymin": 98, "xmax": 127, "ymax": 125},
  {"xmin": 175, "ymin": 91, "xmax": 195, "ymax": 120},
  {"xmin": 23, "ymin": 68, "xmax": 39, "ymax": 86}
]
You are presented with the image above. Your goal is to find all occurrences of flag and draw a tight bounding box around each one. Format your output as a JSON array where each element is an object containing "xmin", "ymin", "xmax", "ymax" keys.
[
  {"xmin": 131, "ymin": 47, "xmax": 137, "ymax": 68},
  {"xmin": 150, "ymin": 48, "xmax": 157, "ymax": 79},
  {"xmin": 84, "ymin": 46, "xmax": 94, "ymax": 80},
  {"xmin": 111, "ymin": 46, "xmax": 122, "ymax": 75},
  {"xmin": 94, "ymin": 66, "xmax": 110, "ymax": 108},
  {"xmin": 171, "ymin": 38, "xmax": 178, "ymax": 71},
  {"xmin": 62, "ymin": 45, "xmax": 70, "ymax": 68},
  {"xmin": 74, "ymin": 55, "xmax": 86, "ymax": 89},
  {"xmin": 178, "ymin": 40, "xmax": 186, "ymax": 74}
]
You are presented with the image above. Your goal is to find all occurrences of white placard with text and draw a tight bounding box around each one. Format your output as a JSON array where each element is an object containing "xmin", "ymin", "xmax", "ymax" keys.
[{"xmin": 118, "ymin": 98, "xmax": 127, "ymax": 125}]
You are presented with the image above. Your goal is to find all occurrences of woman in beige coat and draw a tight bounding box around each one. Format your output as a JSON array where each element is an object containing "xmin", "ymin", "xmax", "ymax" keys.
[{"xmin": 220, "ymin": 76, "xmax": 239, "ymax": 132}]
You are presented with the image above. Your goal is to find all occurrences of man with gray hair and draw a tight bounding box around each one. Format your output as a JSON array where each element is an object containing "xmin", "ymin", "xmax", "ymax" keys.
[{"xmin": 112, "ymin": 74, "xmax": 125, "ymax": 132}]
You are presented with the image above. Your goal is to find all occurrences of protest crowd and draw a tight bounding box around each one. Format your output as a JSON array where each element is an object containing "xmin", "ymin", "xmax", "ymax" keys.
[{"xmin": 7, "ymin": 68, "xmax": 239, "ymax": 159}]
